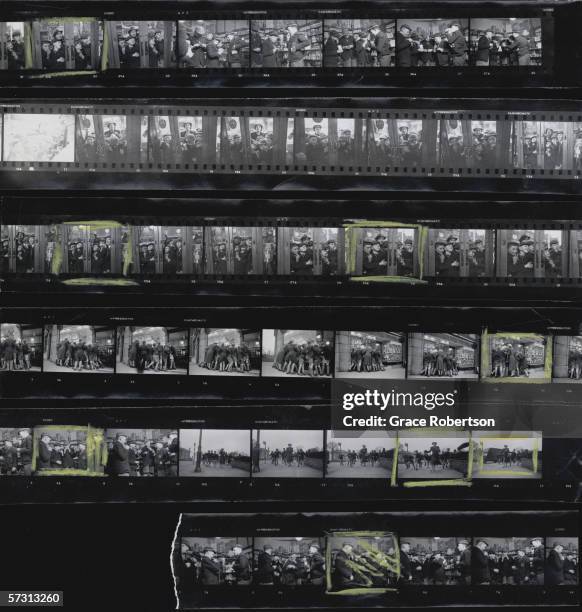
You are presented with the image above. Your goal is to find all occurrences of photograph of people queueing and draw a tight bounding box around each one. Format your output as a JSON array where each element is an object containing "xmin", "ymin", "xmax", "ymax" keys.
[
  {"xmin": 0, "ymin": 323, "xmax": 42, "ymax": 371},
  {"xmin": 104, "ymin": 429, "xmax": 177, "ymax": 477},
  {"xmin": 327, "ymin": 533, "xmax": 398, "ymax": 591},
  {"xmin": 334, "ymin": 331, "xmax": 406, "ymax": 379},
  {"xmin": 0, "ymin": 23, "xmax": 25, "ymax": 70},
  {"xmin": 261, "ymin": 329, "xmax": 334, "ymax": 378},
  {"xmin": 399, "ymin": 537, "xmax": 472, "ymax": 585},
  {"xmin": 1, "ymin": 224, "xmax": 60, "ymax": 275},
  {"xmin": 178, "ymin": 20, "xmax": 249, "ymax": 68},
  {"xmin": 513, "ymin": 121, "xmax": 570, "ymax": 171},
  {"xmin": 407, "ymin": 333, "xmax": 480, "ymax": 380},
  {"xmin": 545, "ymin": 538, "xmax": 579, "ymax": 585},
  {"xmin": 250, "ymin": 20, "xmax": 322, "ymax": 68},
  {"xmin": 277, "ymin": 226, "xmax": 342, "ymax": 276},
  {"xmin": 251, "ymin": 430, "xmax": 324, "ymax": 478},
  {"xmin": 553, "ymin": 335, "xmax": 582, "ymax": 382},
  {"xmin": 425, "ymin": 228, "xmax": 494, "ymax": 278},
  {"xmin": 179, "ymin": 429, "xmax": 250, "ymax": 478},
  {"xmin": 471, "ymin": 433, "xmax": 542, "ymax": 479},
  {"xmin": 253, "ymin": 537, "xmax": 326, "ymax": 586},
  {"xmin": 105, "ymin": 21, "xmax": 176, "ymax": 69},
  {"xmin": 470, "ymin": 18, "xmax": 542, "ymax": 67},
  {"xmin": 483, "ymin": 334, "xmax": 549, "ymax": 381},
  {"xmin": 43, "ymin": 325, "xmax": 115, "ymax": 374},
  {"xmin": 33, "ymin": 427, "xmax": 99, "ymax": 475},
  {"xmin": 325, "ymin": 433, "xmax": 396, "ymax": 479},
  {"xmin": 116, "ymin": 326, "xmax": 188, "ymax": 375},
  {"xmin": 323, "ymin": 19, "xmax": 395, "ymax": 68},
  {"xmin": 189, "ymin": 328, "xmax": 261, "ymax": 377},
  {"xmin": 0, "ymin": 428, "xmax": 33, "ymax": 476},
  {"xmin": 472, "ymin": 537, "xmax": 545, "ymax": 585},
  {"xmin": 398, "ymin": 436, "xmax": 471, "ymax": 480},
  {"xmin": 180, "ymin": 537, "xmax": 252, "ymax": 586},
  {"xmin": 396, "ymin": 20, "xmax": 468, "ymax": 67}
]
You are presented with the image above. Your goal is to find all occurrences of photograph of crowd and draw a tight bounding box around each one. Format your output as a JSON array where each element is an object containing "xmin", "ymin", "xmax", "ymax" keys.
[
  {"xmin": 42, "ymin": 325, "xmax": 115, "ymax": 374},
  {"xmin": 0, "ymin": 23, "xmax": 25, "ymax": 70},
  {"xmin": 0, "ymin": 323, "xmax": 42, "ymax": 371},
  {"xmin": 545, "ymin": 537, "xmax": 578, "ymax": 585},
  {"xmin": 250, "ymin": 20, "xmax": 322, "ymax": 68},
  {"xmin": 76, "ymin": 114, "xmax": 138, "ymax": 164},
  {"xmin": 483, "ymin": 334, "xmax": 549, "ymax": 381},
  {"xmin": 0, "ymin": 428, "xmax": 33, "ymax": 476},
  {"xmin": 179, "ymin": 429, "xmax": 250, "ymax": 478},
  {"xmin": 514, "ymin": 121, "xmax": 568, "ymax": 170},
  {"xmin": 323, "ymin": 20, "xmax": 395, "ymax": 67},
  {"xmin": 399, "ymin": 538, "xmax": 471, "ymax": 585},
  {"xmin": 261, "ymin": 329, "xmax": 334, "ymax": 378},
  {"xmin": 397, "ymin": 437, "xmax": 471, "ymax": 480},
  {"xmin": 189, "ymin": 328, "xmax": 261, "ymax": 377},
  {"xmin": 251, "ymin": 430, "xmax": 324, "ymax": 478},
  {"xmin": 116, "ymin": 326, "xmax": 188, "ymax": 375},
  {"xmin": 407, "ymin": 333, "xmax": 480, "ymax": 379},
  {"xmin": 472, "ymin": 537, "xmax": 545, "ymax": 585},
  {"xmin": 470, "ymin": 18, "xmax": 542, "ymax": 67},
  {"xmin": 396, "ymin": 20, "xmax": 468, "ymax": 67},
  {"xmin": 253, "ymin": 537, "xmax": 326, "ymax": 586},
  {"xmin": 351, "ymin": 226, "xmax": 418, "ymax": 277},
  {"xmin": 33, "ymin": 427, "xmax": 95, "ymax": 474},
  {"xmin": 326, "ymin": 433, "xmax": 396, "ymax": 479},
  {"xmin": 278, "ymin": 226, "xmax": 341, "ymax": 276},
  {"xmin": 472, "ymin": 434, "xmax": 542, "ymax": 479},
  {"xmin": 104, "ymin": 429, "xmax": 177, "ymax": 477},
  {"xmin": 146, "ymin": 116, "xmax": 205, "ymax": 166},
  {"xmin": 180, "ymin": 537, "xmax": 252, "ymax": 586},
  {"xmin": 426, "ymin": 228, "xmax": 493, "ymax": 277},
  {"xmin": 293, "ymin": 117, "xmax": 357, "ymax": 167},
  {"xmin": 496, "ymin": 229, "xmax": 565, "ymax": 279},
  {"xmin": 553, "ymin": 336, "xmax": 582, "ymax": 382},
  {"xmin": 178, "ymin": 20, "xmax": 249, "ymax": 69},
  {"xmin": 105, "ymin": 21, "xmax": 176, "ymax": 69}
]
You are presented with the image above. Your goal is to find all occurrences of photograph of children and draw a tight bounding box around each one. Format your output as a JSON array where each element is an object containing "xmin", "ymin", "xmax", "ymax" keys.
[
  {"xmin": 179, "ymin": 429, "xmax": 250, "ymax": 478},
  {"xmin": 178, "ymin": 20, "xmax": 249, "ymax": 69},
  {"xmin": 407, "ymin": 333, "xmax": 480, "ymax": 379},
  {"xmin": 280, "ymin": 227, "xmax": 341, "ymax": 276},
  {"xmin": 3, "ymin": 113, "xmax": 75, "ymax": 162},
  {"xmin": 250, "ymin": 20, "xmax": 322, "ymax": 68},
  {"xmin": 326, "ymin": 432, "xmax": 396, "ymax": 479},
  {"xmin": 399, "ymin": 538, "xmax": 472, "ymax": 585},
  {"xmin": 76, "ymin": 114, "xmax": 136, "ymax": 164},
  {"xmin": 553, "ymin": 336, "xmax": 582, "ymax": 382},
  {"xmin": 33, "ymin": 426, "xmax": 103, "ymax": 475},
  {"xmin": 189, "ymin": 328, "xmax": 261, "ymax": 377},
  {"xmin": 251, "ymin": 430, "xmax": 324, "ymax": 478},
  {"xmin": 356, "ymin": 227, "xmax": 418, "ymax": 277},
  {"xmin": 483, "ymin": 334, "xmax": 550, "ymax": 381},
  {"xmin": 132, "ymin": 225, "xmax": 188, "ymax": 274},
  {"xmin": 545, "ymin": 538, "xmax": 578, "ymax": 585},
  {"xmin": 396, "ymin": 20, "xmax": 468, "ymax": 67},
  {"xmin": 496, "ymin": 229, "xmax": 565, "ymax": 279},
  {"xmin": 514, "ymin": 122, "xmax": 568, "ymax": 170},
  {"xmin": 398, "ymin": 436, "xmax": 471, "ymax": 480},
  {"xmin": 105, "ymin": 21, "xmax": 176, "ymax": 69},
  {"xmin": 249, "ymin": 118, "xmax": 275, "ymax": 165},
  {"xmin": 334, "ymin": 331, "xmax": 406, "ymax": 379},
  {"xmin": 323, "ymin": 20, "xmax": 395, "ymax": 68},
  {"xmin": 293, "ymin": 117, "xmax": 357, "ymax": 167},
  {"xmin": 471, "ymin": 433, "xmax": 542, "ymax": 479},
  {"xmin": 0, "ymin": 428, "xmax": 33, "ymax": 476},
  {"xmin": 0, "ymin": 224, "xmax": 53, "ymax": 275},
  {"xmin": 470, "ymin": 18, "xmax": 542, "ymax": 67},
  {"xmin": 0, "ymin": 23, "xmax": 25, "ymax": 70},
  {"xmin": 62, "ymin": 224, "xmax": 115, "ymax": 274},
  {"xmin": 104, "ymin": 429, "xmax": 177, "ymax": 477},
  {"xmin": 327, "ymin": 533, "xmax": 399, "ymax": 591},
  {"xmin": 116, "ymin": 326, "xmax": 189, "ymax": 375},
  {"xmin": 261, "ymin": 329, "xmax": 334, "ymax": 378},
  {"xmin": 426, "ymin": 228, "xmax": 493, "ymax": 278},
  {"xmin": 469, "ymin": 120, "xmax": 500, "ymax": 168},
  {"xmin": 0, "ymin": 324, "xmax": 42, "ymax": 372},
  {"xmin": 253, "ymin": 537, "xmax": 326, "ymax": 586},
  {"xmin": 472, "ymin": 537, "xmax": 545, "ymax": 585},
  {"xmin": 146, "ymin": 115, "xmax": 205, "ymax": 166},
  {"xmin": 180, "ymin": 537, "xmax": 252, "ymax": 586}
]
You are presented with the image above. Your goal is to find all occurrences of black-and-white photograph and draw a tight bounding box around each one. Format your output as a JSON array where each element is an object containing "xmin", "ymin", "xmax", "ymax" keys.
[
  {"xmin": 326, "ymin": 433, "xmax": 396, "ymax": 478},
  {"xmin": 189, "ymin": 328, "xmax": 261, "ymax": 377},
  {"xmin": 472, "ymin": 433, "xmax": 542, "ymax": 479},
  {"xmin": 62, "ymin": 223, "xmax": 119, "ymax": 274},
  {"xmin": 545, "ymin": 538, "xmax": 578, "ymax": 585},
  {"xmin": 116, "ymin": 326, "xmax": 189, "ymax": 375},
  {"xmin": 293, "ymin": 117, "xmax": 358, "ymax": 167},
  {"xmin": 33, "ymin": 427, "xmax": 92, "ymax": 474},
  {"xmin": 472, "ymin": 537, "xmax": 545, "ymax": 585},
  {"xmin": 569, "ymin": 229, "xmax": 582, "ymax": 277},
  {"xmin": 396, "ymin": 20, "xmax": 469, "ymax": 67},
  {"xmin": 178, "ymin": 20, "xmax": 249, "ymax": 69},
  {"xmin": 146, "ymin": 116, "xmax": 206, "ymax": 166},
  {"xmin": 334, "ymin": 331, "xmax": 406, "ymax": 379},
  {"xmin": 180, "ymin": 537, "xmax": 252, "ymax": 585},
  {"xmin": 0, "ymin": 23, "xmax": 25, "ymax": 70},
  {"xmin": 0, "ymin": 428, "xmax": 33, "ymax": 476},
  {"xmin": 261, "ymin": 329, "xmax": 334, "ymax": 378},
  {"xmin": 250, "ymin": 20, "xmax": 322, "ymax": 68},
  {"xmin": 425, "ymin": 228, "xmax": 493, "ymax": 278},
  {"xmin": 43, "ymin": 325, "xmax": 115, "ymax": 374},
  {"xmin": 470, "ymin": 18, "xmax": 542, "ymax": 67},
  {"xmin": 253, "ymin": 537, "xmax": 326, "ymax": 586},
  {"xmin": 399, "ymin": 538, "xmax": 471, "ymax": 584},
  {"xmin": 277, "ymin": 226, "xmax": 342, "ymax": 276},
  {"xmin": 1, "ymin": 224, "xmax": 60, "ymax": 274},
  {"xmin": 179, "ymin": 429, "xmax": 250, "ymax": 478},
  {"xmin": 553, "ymin": 336, "xmax": 582, "ymax": 382},
  {"xmin": 496, "ymin": 229, "xmax": 565, "ymax": 279},
  {"xmin": 76, "ymin": 114, "xmax": 141, "ymax": 164},
  {"xmin": 468, "ymin": 119, "xmax": 502, "ymax": 168},
  {"xmin": 513, "ymin": 122, "xmax": 571, "ymax": 170},
  {"xmin": 323, "ymin": 20, "xmax": 395, "ymax": 68},
  {"xmin": 351, "ymin": 226, "xmax": 418, "ymax": 277},
  {"xmin": 104, "ymin": 429, "xmax": 178, "ymax": 477},
  {"xmin": 483, "ymin": 334, "xmax": 549, "ymax": 381},
  {"xmin": 407, "ymin": 333, "xmax": 480, "ymax": 379},
  {"xmin": 105, "ymin": 21, "xmax": 176, "ymax": 69},
  {"xmin": 0, "ymin": 323, "xmax": 43, "ymax": 371},
  {"xmin": 251, "ymin": 430, "xmax": 324, "ymax": 478},
  {"xmin": 398, "ymin": 437, "xmax": 471, "ymax": 480}
]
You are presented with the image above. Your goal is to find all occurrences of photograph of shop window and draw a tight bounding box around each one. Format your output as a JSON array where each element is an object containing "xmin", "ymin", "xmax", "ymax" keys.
[
  {"xmin": 277, "ymin": 226, "xmax": 343, "ymax": 276},
  {"xmin": 325, "ymin": 432, "xmax": 396, "ymax": 479},
  {"xmin": 553, "ymin": 336, "xmax": 582, "ymax": 382},
  {"xmin": 75, "ymin": 114, "xmax": 141, "ymax": 165},
  {"xmin": 0, "ymin": 22, "xmax": 25, "ymax": 70},
  {"xmin": 0, "ymin": 323, "xmax": 43, "ymax": 372},
  {"xmin": 395, "ymin": 20, "xmax": 468, "ymax": 67},
  {"xmin": 512, "ymin": 121, "xmax": 573, "ymax": 170},
  {"xmin": 407, "ymin": 333, "xmax": 480, "ymax": 380},
  {"xmin": 482, "ymin": 333, "xmax": 550, "ymax": 381},
  {"xmin": 0, "ymin": 224, "xmax": 59, "ymax": 275},
  {"xmin": 471, "ymin": 433, "xmax": 542, "ymax": 479}
]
